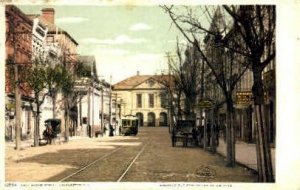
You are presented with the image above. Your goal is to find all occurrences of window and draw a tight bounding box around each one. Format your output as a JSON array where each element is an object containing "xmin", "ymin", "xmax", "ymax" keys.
[
  {"xmin": 149, "ymin": 94, "xmax": 154, "ymax": 108},
  {"xmin": 136, "ymin": 94, "xmax": 142, "ymax": 108},
  {"xmin": 46, "ymin": 36, "xmax": 54, "ymax": 43},
  {"xmin": 160, "ymin": 92, "xmax": 168, "ymax": 108}
]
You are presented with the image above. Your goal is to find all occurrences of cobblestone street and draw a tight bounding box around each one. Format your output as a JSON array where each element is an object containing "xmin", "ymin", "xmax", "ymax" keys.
[{"xmin": 5, "ymin": 127, "xmax": 257, "ymax": 182}]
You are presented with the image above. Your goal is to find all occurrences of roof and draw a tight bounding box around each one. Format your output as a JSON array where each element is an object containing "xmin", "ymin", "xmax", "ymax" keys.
[
  {"xmin": 6, "ymin": 5, "xmax": 33, "ymax": 26},
  {"xmin": 26, "ymin": 13, "xmax": 78, "ymax": 46},
  {"xmin": 113, "ymin": 74, "xmax": 173, "ymax": 90}
]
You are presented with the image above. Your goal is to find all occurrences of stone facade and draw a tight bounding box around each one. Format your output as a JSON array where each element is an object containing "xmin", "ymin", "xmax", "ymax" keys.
[{"xmin": 113, "ymin": 73, "xmax": 169, "ymax": 127}]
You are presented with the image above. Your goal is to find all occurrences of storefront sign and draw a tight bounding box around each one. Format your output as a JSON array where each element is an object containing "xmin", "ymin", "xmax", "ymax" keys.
[
  {"xmin": 197, "ymin": 99, "xmax": 213, "ymax": 109},
  {"xmin": 236, "ymin": 91, "xmax": 253, "ymax": 105}
]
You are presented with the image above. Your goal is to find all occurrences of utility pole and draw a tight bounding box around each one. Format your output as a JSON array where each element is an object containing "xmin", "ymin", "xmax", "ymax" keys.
[
  {"xmin": 101, "ymin": 86, "xmax": 104, "ymax": 134},
  {"xmin": 12, "ymin": 23, "xmax": 21, "ymax": 150},
  {"xmin": 115, "ymin": 93, "xmax": 118, "ymax": 120},
  {"xmin": 87, "ymin": 83, "xmax": 91, "ymax": 137},
  {"xmin": 92, "ymin": 81, "xmax": 94, "ymax": 137},
  {"xmin": 165, "ymin": 52, "xmax": 175, "ymax": 133},
  {"xmin": 109, "ymin": 75, "xmax": 112, "ymax": 128}
]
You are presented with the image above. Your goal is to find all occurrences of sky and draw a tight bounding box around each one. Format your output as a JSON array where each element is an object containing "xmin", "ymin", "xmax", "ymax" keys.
[{"xmin": 19, "ymin": 5, "xmax": 186, "ymax": 84}]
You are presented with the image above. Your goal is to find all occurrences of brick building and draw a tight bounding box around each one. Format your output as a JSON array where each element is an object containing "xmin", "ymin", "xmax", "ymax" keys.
[{"xmin": 5, "ymin": 5, "xmax": 34, "ymax": 140}]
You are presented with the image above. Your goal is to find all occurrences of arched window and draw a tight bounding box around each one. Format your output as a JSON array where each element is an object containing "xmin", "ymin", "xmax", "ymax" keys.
[
  {"xmin": 159, "ymin": 112, "xmax": 168, "ymax": 127},
  {"xmin": 147, "ymin": 112, "xmax": 156, "ymax": 127},
  {"xmin": 136, "ymin": 112, "xmax": 144, "ymax": 127}
]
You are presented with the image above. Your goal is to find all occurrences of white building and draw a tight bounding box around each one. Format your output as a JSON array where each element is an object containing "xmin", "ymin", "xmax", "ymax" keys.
[
  {"xmin": 75, "ymin": 56, "xmax": 111, "ymax": 137},
  {"xmin": 112, "ymin": 72, "xmax": 169, "ymax": 127}
]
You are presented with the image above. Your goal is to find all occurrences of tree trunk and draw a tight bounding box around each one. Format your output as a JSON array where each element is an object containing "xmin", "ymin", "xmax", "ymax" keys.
[
  {"xmin": 252, "ymin": 68, "xmax": 274, "ymax": 182},
  {"xmin": 34, "ymin": 97, "xmax": 40, "ymax": 147},
  {"xmin": 203, "ymin": 113, "xmax": 207, "ymax": 150},
  {"xmin": 226, "ymin": 95, "xmax": 235, "ymax": 167},
  {"xmin": 52, "ymin": 92, "xmax": 57, "ymax": 119},
  {"xmin": 210, "ymin": 109, "xmax": 216, "ymax": 153},
  {"xmin": 64, "ymin": 99, "xmax": 70, "ymax": 142},
  {"xmin": 15, "ymin": 87, "xmax": 21, "ymax": 150}
]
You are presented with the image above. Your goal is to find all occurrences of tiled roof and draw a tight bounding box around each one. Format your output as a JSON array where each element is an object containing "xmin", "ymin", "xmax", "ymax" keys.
[
  {"xmin": 113, "ymin": 74, "xmax": 173, "ymax": 90},
  {"xmin": 6, "ymin": 5, "xmax": 33, "ymax": 25}
]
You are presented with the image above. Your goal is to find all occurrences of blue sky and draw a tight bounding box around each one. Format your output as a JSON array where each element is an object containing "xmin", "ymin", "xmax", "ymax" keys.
[{"xmin": 19, "ymin": 5, "xmax": 186, "ymax": 83}]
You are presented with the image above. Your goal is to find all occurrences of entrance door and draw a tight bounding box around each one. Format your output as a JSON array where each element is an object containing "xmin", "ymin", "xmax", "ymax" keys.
[
  {"xmin": 147, "ymin": 112, "xmax": 155, "ymax": 127},
  {"xmin": 136, "ymin": 112, "xmax": 144, "ymax": 127}
]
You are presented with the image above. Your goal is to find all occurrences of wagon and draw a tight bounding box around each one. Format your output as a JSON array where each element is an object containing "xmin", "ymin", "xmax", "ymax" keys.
[
  {"xmin": 40, "ymin": 119, "xmax": 61, "ymax": 145},
  {"xmin": 171, "ymin": 120, "xmax": 195, "ymax": 147}
]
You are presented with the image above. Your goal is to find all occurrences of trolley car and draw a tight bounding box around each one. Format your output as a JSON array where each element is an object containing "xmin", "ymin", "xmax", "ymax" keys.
[{"xmin": 120, "ymin": 115, "xmax": 139, "ymax": 136}]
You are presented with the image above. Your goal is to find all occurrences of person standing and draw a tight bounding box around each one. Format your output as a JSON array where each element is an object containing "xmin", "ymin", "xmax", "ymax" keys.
[{"xmin": 109, "ymin": 125, "xmax": 114, "ymax": 136}]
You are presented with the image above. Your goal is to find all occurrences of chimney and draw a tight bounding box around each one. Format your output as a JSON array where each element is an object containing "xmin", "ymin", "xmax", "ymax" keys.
[
  {"xmin": 41, "ymin": 8, "xmax": 55, "ymax": 24},
  {"xmin": 137, "ymin": 71, "xmax": 140, "ymax": 76}
]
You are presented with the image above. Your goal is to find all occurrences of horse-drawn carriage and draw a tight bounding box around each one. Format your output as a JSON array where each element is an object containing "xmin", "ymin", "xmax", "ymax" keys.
[
  {"xmin": 171, "ymin": 120, "xmax": 196, "ymax": 147},
  {"xmin": 40, "ymin": 119, "xmax": 61, "ymax": 145}
]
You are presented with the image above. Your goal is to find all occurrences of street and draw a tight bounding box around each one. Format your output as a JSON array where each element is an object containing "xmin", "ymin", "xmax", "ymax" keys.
[{"xmin": 5, "ymin": 127, "xmax": 257, "ymax": 182}]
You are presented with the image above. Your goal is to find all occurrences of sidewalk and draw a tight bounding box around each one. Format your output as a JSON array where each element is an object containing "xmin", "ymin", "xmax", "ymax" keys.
[
  {"xmin": 216, "ymin": 139, "xmax": 276, "ymax": 176},
  {"xmin": 5, "ymin": 136, "xmax": 90, "ymax": 149}
]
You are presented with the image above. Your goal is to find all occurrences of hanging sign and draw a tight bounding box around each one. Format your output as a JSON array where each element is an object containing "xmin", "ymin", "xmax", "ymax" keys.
[{"xmin": 197, "ymin": 99, "xmax": 214, "ymax": 109}]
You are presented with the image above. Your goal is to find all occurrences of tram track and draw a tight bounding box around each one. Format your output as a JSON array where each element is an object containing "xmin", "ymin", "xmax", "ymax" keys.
[
  {"xmin": 117, "ymin": 143, "xmax": 147, "ymax": 182},
  {"xmin": 58, "ymin": 142, "xmax": 147, "ymax": 182},
  {"xmin": 59, "ymin": 146, "xmax": 123, "ymax": 182}
]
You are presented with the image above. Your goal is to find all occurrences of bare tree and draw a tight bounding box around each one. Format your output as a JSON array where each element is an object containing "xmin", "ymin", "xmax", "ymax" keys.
[
  {"xmin": 162, "ymin": 6, "xmax": 252, "ymax": 166},
  {"xmin": 223, "ymin": 5, "xmax": 275, "ymax": 182},
  {"xmin": 168, "ymin": 42, "xmax": 203, "ymax": 121},
  {"xmin": 162, "ymin": 5, "xmax": 275, "ymax": 182}
]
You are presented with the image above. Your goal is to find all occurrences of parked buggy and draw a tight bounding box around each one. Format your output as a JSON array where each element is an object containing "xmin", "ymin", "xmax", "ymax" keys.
[
  {"xmin": 40, "ymin": 119, "xmax": 61, "ymax": 145},
  {"xmin": 171, "ymin": 120, "xmax": 196, "ymax": 147}
]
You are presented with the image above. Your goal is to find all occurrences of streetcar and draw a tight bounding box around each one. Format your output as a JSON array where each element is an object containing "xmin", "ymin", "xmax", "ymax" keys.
[{"xmin": 120, "ymin": 115, "xmax": 139, "ymax": 136}]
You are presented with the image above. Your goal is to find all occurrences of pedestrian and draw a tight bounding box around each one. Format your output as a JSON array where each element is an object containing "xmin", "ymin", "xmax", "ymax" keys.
[
  {"xmin": 206, "ymin": 122, "xmax": 211, "ymax": 147},
  {"xmin": 192, "ymin": 126, "xmax": 199, "ymax": 146},
  {"xmin": 215, "ymin": 124, "xmax": 220, "ymax": 146},
  {"xmin": 197, "ymin": 125, "xmax": 204, "ymax": 147},
  {"xmin": 105, "ymin": 122, "xmax": 109, "ymax": 137},
  {"xmin": 171, "ymin": 126, "xmax": 178, "ymax": 147},
  {"xmin": 109, "ymin": 125, "xmax": 114, "ymax": 137},
  {"xmin": 88, "ymin": 124, "xmax": 92, "ymax": 138},
  {"xmin": 115, "ymin": 121, "xmax": 119, "ymax": 135}
]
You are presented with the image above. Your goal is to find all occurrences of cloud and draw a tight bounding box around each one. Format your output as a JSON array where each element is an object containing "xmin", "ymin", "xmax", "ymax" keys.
[
  {"xmin": 92, "ymin": 50, "xmax": 167, "ymax": 83},
  {"xmin": 127, "ymin": 53, "xmax": 163, "ymax": 63},
  {"xmin": 92, "ymin": 47, "xmax": 129, "ymax": 56},
  {"xmin": 129, "ymin": 23, "xmax": 152, "ymax": 31},
  {"xmin": 56, "ymin": 17, "xmax": 89, "ymax": 24},
  {"xmin": 80, "ymin": 35, "xmax": 147, "ymax": 45}
]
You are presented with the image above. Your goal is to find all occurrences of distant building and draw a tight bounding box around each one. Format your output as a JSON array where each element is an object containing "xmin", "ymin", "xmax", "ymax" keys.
[
  {"xmin": 113, "ymin": 72, "xmax": 170, "ymax": 127},
  {"xmin": 74, "ymin": 56, "xmax": 111, "ymax": 137}
]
